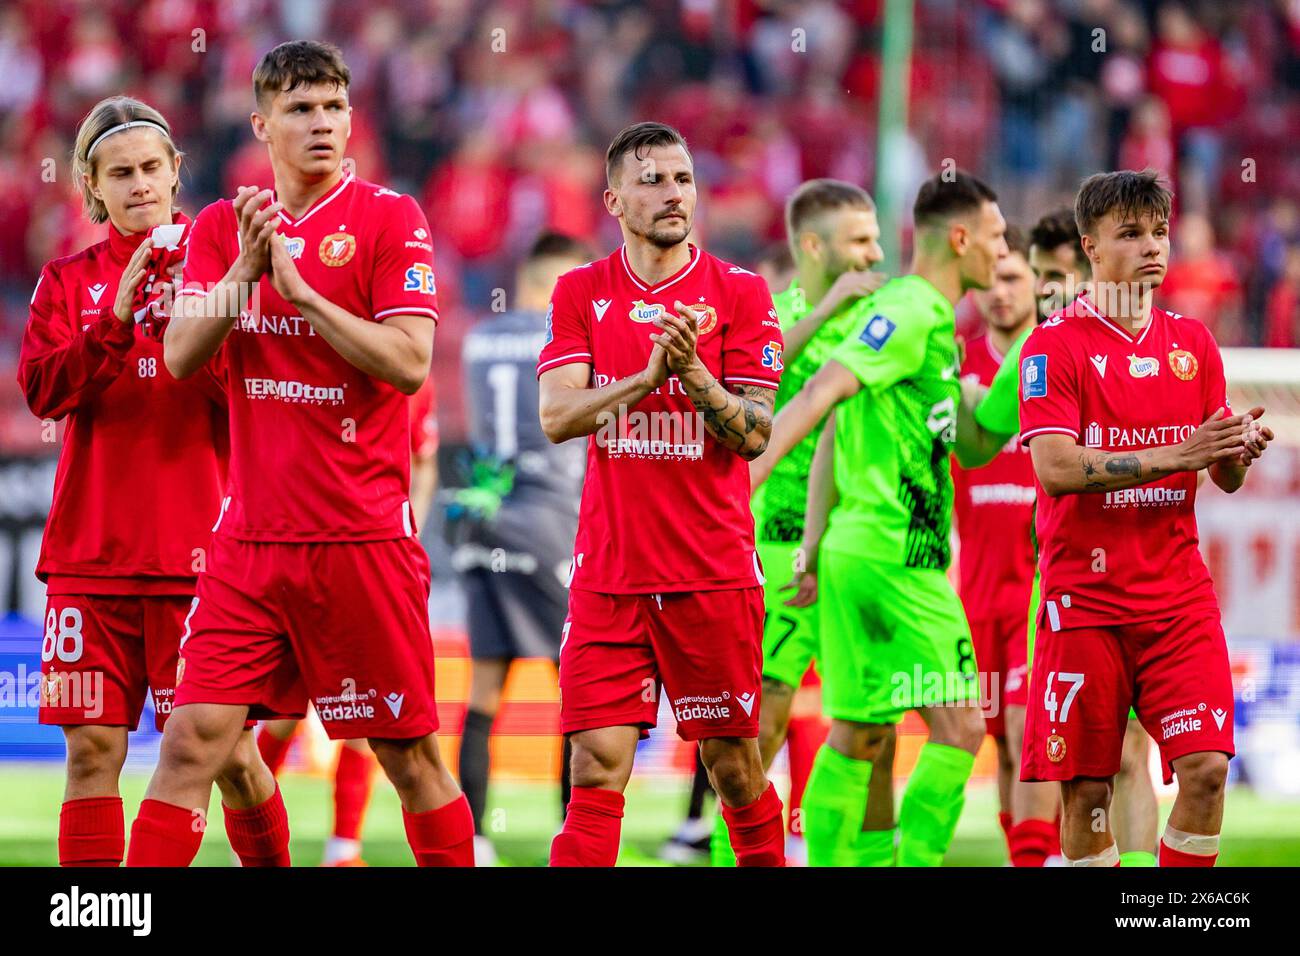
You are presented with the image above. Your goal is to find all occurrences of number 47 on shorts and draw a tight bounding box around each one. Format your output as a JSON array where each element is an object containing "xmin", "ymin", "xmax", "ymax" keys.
[{"xmin": 1043, "ymin": 671, "xmax": 1084, "ymax": 724}]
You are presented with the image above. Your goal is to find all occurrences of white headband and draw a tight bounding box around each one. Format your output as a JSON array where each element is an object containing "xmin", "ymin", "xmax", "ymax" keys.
[{"xmin": 86, "ymin": 120, "xmax": 171, "ymax": 160}]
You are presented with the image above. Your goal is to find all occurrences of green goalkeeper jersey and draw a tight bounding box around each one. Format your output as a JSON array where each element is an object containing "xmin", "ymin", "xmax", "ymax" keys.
[
  {"xmin": 753, "ymin": 279, "xmax": 864, "ymax": 543},
  {"xmin": 822, "ymin": 275, "xmax": 961, "ymax": 569},
  {"xmin": 973, "ymin": 325, "xmax": 1031, "ymax": 438}
]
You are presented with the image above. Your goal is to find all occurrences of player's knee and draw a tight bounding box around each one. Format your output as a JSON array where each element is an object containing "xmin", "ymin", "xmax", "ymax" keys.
[
  {"xmin": 568, "ymin": 738, "xmax": 631, "ymax": 790},
  {"xmin": 369, "ymin": 738, "xmax": 425, "ymax": 792},
  {"xmin": 1062, "ymin": 779, "xmax": 1111, "ymax": 818},
  {"xmin": 948, "ymin": 707, "xmax": 988, "ymax": 755},
  {"xmin": 706, "ymin": 753, "xmax": 763, "ymax": 806},
  {"xmin": 214, "ymin": 740, "xmax": 265, "ymax": 802},
  {"xmin": 1118, "ymin": 725, "xmax": 1151, "ymax": 778},
  {"xmin": 1174, "ymin": 752, "xmax": 1228, "ymax": 805},
  {"xmin": 64, "ymin": 728, "xmax": 126, "ymax": 785}
]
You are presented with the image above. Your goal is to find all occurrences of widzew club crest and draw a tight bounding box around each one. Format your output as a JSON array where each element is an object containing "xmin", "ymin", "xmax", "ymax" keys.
[{"xmin": 319, "ymin": 232, "xmax": 357, "ymax": 267}]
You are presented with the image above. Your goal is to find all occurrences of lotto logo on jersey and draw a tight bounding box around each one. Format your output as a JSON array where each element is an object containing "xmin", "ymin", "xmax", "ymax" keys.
[
  {"xmin": 319, "ymin": 232, "xmax": 357, "ymax": 267},
  {"xmin": 1021, "ymin": 354, "xmax": 1048, "ymax": 398},
  {"xmin": 282, "ymin": 237, "xmax": 305, "ymax": 260},
  {"xmin": 628, "ymin": 300, "xmax": 666, "ymax": 324},
  {"xmin": 761, "ymin": 341, "xmax": 784, "ymax": 371},
  {"xmin": 403, "ymin": 262, "xmax": 437, "ymax": 295},
  {"xmin": 1127, "ymin": 353, "xmax": 1160, "ymax": 378},
  {"xmin": 858, "ymin": 314, "xmax": 896, "ymax": 351}
]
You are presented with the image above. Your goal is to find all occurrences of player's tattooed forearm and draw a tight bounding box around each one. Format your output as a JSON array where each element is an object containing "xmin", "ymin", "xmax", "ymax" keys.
[
  {"xmin": 1104, "ymin": 454, "xmax": 1143, "ymax": 477},
  {"xmin": 690, "ymin": 382, "xmax": 773, "ymax": 457}
]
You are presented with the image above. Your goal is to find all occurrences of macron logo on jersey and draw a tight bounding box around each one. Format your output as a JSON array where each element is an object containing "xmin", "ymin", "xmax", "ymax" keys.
[
  {"xmin": 859, "ymin": 314, "xmax": 896, "ymax": 351},
  {"xmin": 1021, "ymin": 354, "xmax": 1048, "ymax": 398},
  {"xmin": 87, "ymin": 283, "xmax": 108, "ymax": 304},
  {"xmin": 592, "ymin": 298, "xmax": 612, "ymax": 322},
  {"xmin": 1090, "ymin": 354, "xmax": 1108, "ymax": 378}
]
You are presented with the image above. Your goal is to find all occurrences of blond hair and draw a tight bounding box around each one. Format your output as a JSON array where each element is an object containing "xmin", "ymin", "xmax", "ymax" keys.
[{"xmin": 72, "ymin": 96, "xmax": 182, "ymax": 224}]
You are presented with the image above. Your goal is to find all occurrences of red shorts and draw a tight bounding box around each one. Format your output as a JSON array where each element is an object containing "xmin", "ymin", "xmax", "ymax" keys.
[
  {"xmin": 1022, "ymin": 609, "xmax": 1234, "ymax": 785},
  {"xmin": 559, "ymin": 587, "xmax": 764, "ymax": 741},
  {"xmin": 969, "ymin": 610, "xmax": 1029, "ymax": 738},
  {"xmin": 38, "ymin": 594, "xmax": 193, "ymax": 732},
  {"xmin": 174, "ymin": 534, "xmax": 439, "ymax": 740}
]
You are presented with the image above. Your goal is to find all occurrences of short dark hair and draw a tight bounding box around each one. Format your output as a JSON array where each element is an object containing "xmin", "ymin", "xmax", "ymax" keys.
[
  {"xmin": 757, "ymin": 240, "xmax": 795, "ymax": 275},
  {"xmin": 605, "ymin": 122, "xmax": 691, "ymax": 185},
  {"xmin": 785, "ymin": 179, "xmax": 876, "ymax": 238},
  {"xmin": 525, "ymin": 231, "xmax": 591, "ymax": 263},
  {"xmin": 1004, "ymin": 224, "xmax": 1028, "ymax": 259},
  {"xmin": 253, "ymin": 40, "xmax": 351, "ymax": 110},
  {"xmin": 1074, "ymin": 169, "xmax": 1172, "ymax": 236},
  {"xmin": 913, "ymin": 170, "xmax": 997, "ymax": 229},
  {"xmin": 1029, "ymin": 207, "xmax": 1085, "ymax": 267}
]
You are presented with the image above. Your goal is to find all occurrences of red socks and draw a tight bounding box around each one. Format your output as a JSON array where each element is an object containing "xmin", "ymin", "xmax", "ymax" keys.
[
  {"xmin": 223, "ymin": 785, "xmax": 291, "ymax": 867},
  {"xmin": 1008, "ymin": 818, "xmax": 1058, "ymax": 867},
  {"xmin": 126, "ymin": 799, "xmax": 204, "ymax": 867},
  {"xmin": 721, "ymin": 783, "xmax": 787, "ymax": 867},
  {"xmin": 550, "ymin": 786, "xmax": 625, "ymax": 866},
  {"xmin": 998, "ymin": 811, "xmax": 1014, "ymax": 856},
  {"xmin": 1159, "ymin": 842, "xmax": 1217, "ymax": 867},
  {"xmin": 334, "ymin": 746, "xmax": 375, "ymax": 841},
  {"xmin": 256, "ymin": 727, "xmax": 294, "ymax": 777},
  {"xmin": 402, "ymin": 794, "xmax": 475, "ymax": 866},
  {"xmin": 60, "ymin": 797, "xmax": 124, "ymax": 867}
]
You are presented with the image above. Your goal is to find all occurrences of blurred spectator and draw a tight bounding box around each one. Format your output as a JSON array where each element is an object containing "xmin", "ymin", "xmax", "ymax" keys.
[
  {"xmin": 1264, "ymin": 243, "xmax": 1300, "ymax": 348},
  {"xmin": 1161, "ymin": 212, "xmax": 1243, "ymax": 344}
]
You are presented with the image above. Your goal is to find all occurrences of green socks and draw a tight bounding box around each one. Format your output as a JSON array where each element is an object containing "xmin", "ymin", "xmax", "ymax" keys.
[
  {"xmin": 1120, "ymin": 850, "xmax": 1157, "ymax": 867},
  {"xmin": 802, "ymin": 745, "xmax": 873, "ymax": 867},
  {"xmin": 854, "ymin": 827, "xmax": 896, "ymax": 866},
  {"xmin": 897, "ymin": 742, "xmax": 975, "ymax": 867}
]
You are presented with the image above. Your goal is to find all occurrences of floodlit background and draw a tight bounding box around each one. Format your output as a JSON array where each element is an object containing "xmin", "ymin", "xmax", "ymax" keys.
[{"xmin": 0, "ymin": 0, "xmax": 1298, "ymax": 864}]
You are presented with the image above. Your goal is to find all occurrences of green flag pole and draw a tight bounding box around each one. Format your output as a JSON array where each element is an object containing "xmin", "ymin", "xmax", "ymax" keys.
[{"xmin": 875, "ymin": 0, "xmax": 915, "ymax": 275}]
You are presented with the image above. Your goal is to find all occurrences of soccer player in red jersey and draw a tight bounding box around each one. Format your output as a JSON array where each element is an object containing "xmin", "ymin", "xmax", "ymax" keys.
[
  {"xmin": 124, "ymin": 41, "xmax": 473, "ymax": 867},
  {"xmin": 1018, "ymin": 170, "xmax": 1271, "ymax": 866},
  {"xmin": 18, "ymin": 96, "xmax": 286, "ymax": 867},
  {"xmin": 254, "ymin": 380, "xmax": 439, "ymax": 867},
  {"xmin": 950, "ymin": 226, "xmax": 1038, "ymax": 857},
  {"xmin": 538, "ymin": 122, "xmax": 787, "ymax": 866}
]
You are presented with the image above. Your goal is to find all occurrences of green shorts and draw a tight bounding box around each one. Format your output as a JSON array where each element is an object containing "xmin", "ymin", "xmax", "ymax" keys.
[
  {"xmin": 818, "ymin": 547, "xmax": 979, "ymax": 724},
  {"xmin": 1027, "ymin": 565, "xmax": 1135, "ymax": 721},
  {"xmin": 758, "ymin": 539, "xmax": 818, "ymax": 689}
]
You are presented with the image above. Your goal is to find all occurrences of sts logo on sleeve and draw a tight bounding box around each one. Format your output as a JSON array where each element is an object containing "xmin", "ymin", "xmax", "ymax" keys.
[
  {"xmin": 402, "ymin": 263, "xmax": 437, "ymax": 295},
  {"xmin": 859, "ymin": 314, "xmax": 896, "ymax": 351},
  {"xmin": 761, "ymin": 341, "xmax": 784, "ymax": 371},
  {"xmin": 1021, "ymin": 354, "xmax": 1048, "ymax": 398},
  {"xmin": 544, "ymin": 302, "xmax": 554, "ymax": 346}
]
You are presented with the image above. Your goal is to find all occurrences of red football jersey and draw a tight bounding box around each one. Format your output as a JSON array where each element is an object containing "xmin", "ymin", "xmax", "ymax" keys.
[
  {"xmin": 18, "ymin": 215, "xmax": 229, "ymax": 595},
  {"xmin": 409, "ymin": 376, "xmax": 438, "ymax": 460},
  {"xmin": 1018, "ymin": 293, "xmax": 1226, "ymax": 628},
  {"xmin": 178, "ymin": 173, "xmax": 438, "ymax": 541},
  {"xmin": 537, "ymin": 244, "xmax": 783, "ymax": 593},
  {"xmin": 951, "ymin": 333, "xmax": 1036, "ymax": 621}
]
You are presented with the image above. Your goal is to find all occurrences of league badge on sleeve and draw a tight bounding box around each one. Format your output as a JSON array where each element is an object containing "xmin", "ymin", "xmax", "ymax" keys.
[
  {"xmin": 858, "ymin": 314, "xmax": 896, "ymax": 351},
  {"xmin": 1021, "ymin": 353, "xmax": 1048, "ymax": 398}
]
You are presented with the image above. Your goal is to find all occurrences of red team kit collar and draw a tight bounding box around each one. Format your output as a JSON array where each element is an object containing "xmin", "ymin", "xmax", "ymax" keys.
[
  {"xmin": 105, "ymin": 211, "xmax": 188, "ymax": 265},
  {"xmin": 271, "ymin": 170, "xmax": 355, "ymax": 227},
  {"xmin": 1073, "ymin": 291, "xmax": 1158, "ymax": 346},
  {"xmin": 618, "ymin": 242, "xmax": 702, "ymax": 294}
]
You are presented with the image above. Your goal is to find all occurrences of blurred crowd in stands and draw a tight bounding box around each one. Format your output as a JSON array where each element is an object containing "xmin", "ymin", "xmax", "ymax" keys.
[{"xmin": 2, "ymin": 0, "xmax": 1300, "ymax": 451}]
